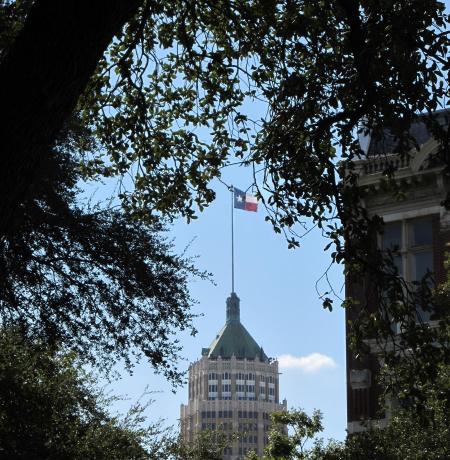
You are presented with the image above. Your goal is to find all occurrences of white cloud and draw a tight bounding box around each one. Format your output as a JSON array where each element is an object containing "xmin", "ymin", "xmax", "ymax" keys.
[{"xmin": 277, "ymin": 353, "xmax": 337, "ymax": 373}]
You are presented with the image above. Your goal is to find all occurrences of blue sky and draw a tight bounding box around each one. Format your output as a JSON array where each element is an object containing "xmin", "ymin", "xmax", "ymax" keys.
[{"xmin": 109, "ymin": 163, "xmax": 347, "ymax": 441}]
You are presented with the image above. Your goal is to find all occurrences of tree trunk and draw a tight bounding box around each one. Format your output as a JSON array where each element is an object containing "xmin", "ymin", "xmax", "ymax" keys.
[{"xmin": 0, "ymin": 0, "xmax": 143, "ymax": 239}]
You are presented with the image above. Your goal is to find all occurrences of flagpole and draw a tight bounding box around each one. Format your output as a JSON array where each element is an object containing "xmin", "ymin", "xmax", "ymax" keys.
[{"xmin": 230, "ymin": 185, "xmax": 235, "ymax": 293}]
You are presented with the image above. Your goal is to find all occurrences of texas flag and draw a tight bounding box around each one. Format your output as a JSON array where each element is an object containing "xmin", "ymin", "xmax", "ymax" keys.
[{"xmin": 234, "ymin": 187, "xmax": 258, "ymax": 212}]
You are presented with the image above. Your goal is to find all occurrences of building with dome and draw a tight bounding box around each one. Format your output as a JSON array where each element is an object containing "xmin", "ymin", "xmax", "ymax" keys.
[{"xmin": 180, "ymin": 292, "xmax": 287, "ymax": 459}]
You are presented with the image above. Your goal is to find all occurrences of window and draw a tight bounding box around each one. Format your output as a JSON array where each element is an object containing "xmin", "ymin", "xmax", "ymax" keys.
[
  {"xmin": 208, "ymin": 383, "xmax": 218, "ymax": 400},
  {"xmin": 247, "ymin": 381, "xmax": 256, "ymax": 400},
  {"xmin": 381, "ymin": 218, "xmax": 435, "ymax": 323},
  {"xmin": 237, "ymin": 377, "xmax": 246, "ymax": 399},
  {"xmin": 221, "ymin": 379, "xmax": 231, "ymax": 400}
]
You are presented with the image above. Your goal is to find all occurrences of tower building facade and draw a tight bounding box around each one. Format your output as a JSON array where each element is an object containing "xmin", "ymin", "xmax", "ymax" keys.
[{"xmin": 180, "ymin": 292, "xmax": 287, "ymax": 459}]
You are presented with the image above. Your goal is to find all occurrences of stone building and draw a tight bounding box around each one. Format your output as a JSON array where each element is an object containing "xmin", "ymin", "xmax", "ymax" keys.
[
  {"xmin": 346, "ymin": 110, "xmax": 450, "ymax": 433},
  {"xmin": 180, "ymin": 292, "xmax": 287, "ymax": 459}
]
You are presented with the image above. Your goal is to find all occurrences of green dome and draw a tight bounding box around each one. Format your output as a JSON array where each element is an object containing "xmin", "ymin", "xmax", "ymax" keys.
[{"xmin": 202, "ymin": 292, "xmax": 268, "ymax": 362}]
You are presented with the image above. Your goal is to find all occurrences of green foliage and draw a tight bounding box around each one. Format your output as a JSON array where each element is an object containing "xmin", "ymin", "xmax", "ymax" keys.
[
  {"xmin": 261, "ymin": 409, "xmax": 324, "ymax": 460},
  {"xmin": 2, "ymin": 0, "xmax": 449, "ymax": 418},
  {"xmin": 340, "ymin": 402, "xmax": 449, "ymax": 460},
  {"xmin": 375, "ymin": 249, "xmax": 450, "ymax": 415},
  {"xmin": 0, "ymin": 136, "xmax": 208, "ymax": 381},
  {"xmin": 331, "ymin": 378, "xmax": 449, "ymax": 460},
  {"xmin": 252, "ymin": 402, "xmax": 450, "ymax": 460},
  {"xmin": 0, "ymin": 0, "xmax": 33, "ymax": 53},
  {"xmin": 0, "ymin": 2, "xmax": 210, "ymax": 382},
  {"xmin": 170, "ymin": 430, "xmax": 230, "ymax": 460},
  {"xmin": 0, "ymin": 328, "xmax": 172, "ymax": 459},
  {"xmin": 78, "ymin": 0, "xmax": 449, "ymax": 235}
]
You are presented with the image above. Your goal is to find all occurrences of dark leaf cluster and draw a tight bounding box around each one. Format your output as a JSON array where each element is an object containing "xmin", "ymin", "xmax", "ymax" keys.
[
  {"xmin": 0, "ymin": 124, "xmax": 206, "ymax": 381},
  {"xmin": 0, "ymin": 328, "xmax": 172, "ymax": 459}
]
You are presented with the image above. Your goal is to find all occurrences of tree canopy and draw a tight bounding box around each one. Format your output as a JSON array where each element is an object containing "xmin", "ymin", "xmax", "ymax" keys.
[
  {"xmin": 77, "ymin": 0, "xmax": 450, "ymax": 230},
  {"xmin": 1, "ymin": 1, "xmax": 449, "ymax": 235},
  {"xmin": 0, "ymin": 328, "xmax": 174, "ymax": 459},
  {"xmin": 0, "ymin": 118, "xmax": 208, "ymax": 380},
  {"xmin": 78, "ymin": 0, "xmax": 450, "ymax": 400},
  {"xmin": 1, "ymin": 0, "xmax": 449, "ymax": 401},
  {"xmin": 248, "ymin": 403, "xmax": 450, "ymax": 460}
]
